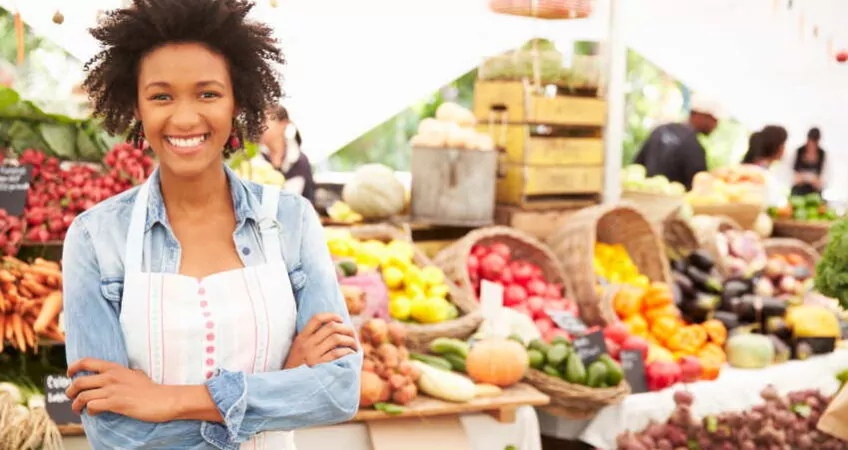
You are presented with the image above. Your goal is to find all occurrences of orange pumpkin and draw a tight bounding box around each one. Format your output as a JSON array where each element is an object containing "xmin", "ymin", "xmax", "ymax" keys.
[{"xmin": 465, "ymin": 338, "xmax": 529, "ymax": 387}]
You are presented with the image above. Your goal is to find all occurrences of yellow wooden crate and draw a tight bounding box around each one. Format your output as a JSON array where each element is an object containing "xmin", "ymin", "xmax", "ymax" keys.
[
  {"xmin": 477, "ymin": 124, "xmax": 604, "ymax": 166},
  {"xmin": 496, "ymin": 164, "xmax": 604, "ymax": 206},
  {"xmin": 473, "ymin": 80, "xmax": 606, "ymax": 126}
]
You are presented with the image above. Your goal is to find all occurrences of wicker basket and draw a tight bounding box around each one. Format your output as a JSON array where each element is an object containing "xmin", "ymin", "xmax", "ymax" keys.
[
  {"xmin": 772, "ymin": 219, "xmax": 832, "ymax": 246},
  {"xmin": 488, "ymin": 0, "xmax": 593, "ymax": 19},
  {"xmin": 433, "ymin": 226, "xmax": 570, "ymax": 302},
  {"xmin": 690, "ymin": 202, "xmax": 763, "ymax": 230},
  {"xmin": 662, "ymin": 211, "xmax": 700, "ymax": 257},
  {"xmin": 341, "ymin": 224, "xmax": 482, "ymax": 352},
  {"xmin": 547, "ymin": 202, "xmax": 672, "ymax": 326},
  {"xmin": 621, "ymin": 190, "xmax": 684, "ymax": 225},
  {"xmin": 762, "ymin": 238, "xmax": 820, "ymax": 267},
  {"xmin": 813, "ymin": 235, "xmax": 830, "ymax": 255},
  {"xmin": 525, "ymin": 369, "xmax": 630, "ymax": 419}
]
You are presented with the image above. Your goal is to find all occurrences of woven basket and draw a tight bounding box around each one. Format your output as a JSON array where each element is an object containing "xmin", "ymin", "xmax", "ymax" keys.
[
  {"xmin": 690, "ymin": 202, "xmax": 763, "ymax": 230},
  {"xmin": 525, "ymin": 369, "xmax": 630, "ymax": 419},
  {"xmin": 772, "ymin": 219, "xmax": 832, "ymax": 246},
  {"xmin": 488, "ymin": 0, "xmax": 593, "ymax": 19},
  {"xmin": 662, "ymin": 211, "xmax": 700, "ymax": 257},
  {"xmin": 762, "ymin": 238, "xmax": 820, "ymax": 267},
  {"xmin": 813, "ymin": 235, "xmax": 830, "ymax": 255},
  {"xmin": 433, "ymin": 226, "xmax": 570, "ymax": 302},
  {"xmin": 342, "ymin": 224, "xmax": 482, "ymax": 352},
  {"xmin": 547, "ymin": 202, "xmax": 672, "ymax": 326},
  {"xmin": 621, "ymin": 190, "xmax": 684, "ymax": 225}
]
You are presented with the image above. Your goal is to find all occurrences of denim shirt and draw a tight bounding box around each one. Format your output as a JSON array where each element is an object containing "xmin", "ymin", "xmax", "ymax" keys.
[{"xmin": 62, "ymin": 165, "xmax": 362, "ymax": 450}]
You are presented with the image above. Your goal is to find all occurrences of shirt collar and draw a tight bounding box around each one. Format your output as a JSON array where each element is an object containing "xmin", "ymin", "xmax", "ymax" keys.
[{"xmin": 143, "ymin": 164, "xmax": 260, "ymax": 232}]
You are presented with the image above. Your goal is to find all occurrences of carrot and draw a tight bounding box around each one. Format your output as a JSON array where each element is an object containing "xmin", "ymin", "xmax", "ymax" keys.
[
  {"xmin": 0, "ymin": 314, "xmax": 5, "ymax": 352},
  {"xmin": 22, "ymin": 323, "xmax": 35, "ymax": 351},
  {"xmin": 20, "ymin": 279, "xmax": 50, "ymax": 297},
  {"xmin": 0, "ymin": 270, "xmax": 14, "ymax": 284},
  {"xmin": 34, "ymin": 258, "xmax": 60, "ymax": 271},
  {"xmin": 24, "ymin": 265, "xmax": 62, "ymax": 282},
  {"xmin": 45, "ymin": 276, "xmax": 59, "ymax": 288},
  {"xmin": 0, "ymin": 290, "xmax": 5, "ymax": 312},
  {"xmin": 33, "ymin": 292, "xmax": 63, "ymax": 334},
  {"xmin": 4, "ymin": 315, "xmax": 12, "ymax": 341},
  {"xmin": 17, "ymin": 285, "xmax": 33, "ymax": 300},
  {"xmin": 10, "ymin": 314, "xmax": 25, "ymax": 351},
  {"xmin": 39, "ymin": 327, "xmax": 65, "ymax": 343}
]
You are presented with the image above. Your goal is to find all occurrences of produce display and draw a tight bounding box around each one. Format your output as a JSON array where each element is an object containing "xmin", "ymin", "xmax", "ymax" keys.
[
  {"xmin": 408, "ymin": 102, "xmax": 495, "ymax": 151},
  {"xmin": 0, "ymin": 257, "xmax": 65, "ymax": 352},
  {"xmin": 15, "ymin": 144, "xmax": 154, "ymax": 245},
  {"xmin": 326, "ymin": 229, "xmax": 457, "ymax": 324},
  {"xmin": 0, "ymin": 381, "xmax": 62, "ymax": 450},
  {"xmin": 466, "ymin": 242, "xmax": 577, "ymax": 342},
  {"xmin": 610, "ymin": 279, "xmax": 727, "ymax": 387},
  {"xmin": 621, "ymin": 164, "xmax": 686, "ymax": 196},
  {"xmin": 769, "ymin": 193, "xmax": 838, "ymax": 221},
  {"xmin": 525, "ymin": 335, "xmax": 625, "ymax": 389},
  {"xmin": 761, "ymin": 251, "xmax": 815, "ymax": 301},
  {"xmin": 0, "ymin": 208, "xmax": 24, "ymax": 257},
  {"xmin": 231, "ymin": 156, "xmax": 285, "ymax": 186},
  {"xmin": 616, "ymin": 385, "xmax": 847, "ymax": 450},
  {"xmin": 415, "ymin": 336, "xmax": 529, "ymax": 391},
  {"xmin": 478, "ymin": 39, "xmax": 599, "ymax": 91},
  {"xmin": 358, "ymin": 319, "xmax": 420, "ymax": 408},
  {"xmin": 685, "ymin": 165, "xmax": 766, "ymax": 206},
  {"xmin": 325, "ymin": 201, "xmax": 364, "ymax": 224}
]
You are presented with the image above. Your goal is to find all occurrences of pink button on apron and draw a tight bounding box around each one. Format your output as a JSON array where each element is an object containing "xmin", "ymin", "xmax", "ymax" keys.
[{"xmin": 206, "ymin": 358, "xmax": 215, "ymax": 366}]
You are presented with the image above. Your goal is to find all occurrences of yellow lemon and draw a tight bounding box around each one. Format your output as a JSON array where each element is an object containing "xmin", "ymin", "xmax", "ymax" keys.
[
  {"xmin": 326, "ymin": 239, "xmax": 352, "ymax": 257},
  {"xmin": 389, "ymin": 296, "xmax": 413, "ymax": 321},
  {"xmin": 387, "ymin": 240, "xmax": 414, "ymax": 261},
  {"xmin": 410, "ymin": 297, "xmax": 447, "ymax": 324},
  {"xmin": 405, "ymin": 283, "xmax": 426, "ymax": 300},
  {"xmin": 382, "ymin": 266, "xmax": 405, "ymax": 290},
  {"xmin": 427, "ymin": 284, "xmax": 449, "ymax": 299},
  {"xmin": 404, "ymin": 265, "xmax": 424, "ymax": 288},
  {"xmin": 444, "ymin": 302, "xmax": 459, "ymax": 320},
  {"xmin": 421, "ymin": 266, "xmax": 445, "ymax": 286}
]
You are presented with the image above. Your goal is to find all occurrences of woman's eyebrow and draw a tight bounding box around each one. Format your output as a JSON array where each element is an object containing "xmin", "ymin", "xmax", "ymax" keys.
[{"xmin": 142, "ymin": 80, "xmax": 226, "ymax": 90}]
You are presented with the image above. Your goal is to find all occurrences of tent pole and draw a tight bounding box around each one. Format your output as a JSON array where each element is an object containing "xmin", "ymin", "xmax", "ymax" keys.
[{"xmin": 602, "ymin": 0, "xmax": 626, "ymax": 203}]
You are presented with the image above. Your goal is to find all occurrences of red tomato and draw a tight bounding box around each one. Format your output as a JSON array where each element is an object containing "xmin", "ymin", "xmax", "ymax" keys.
[{"xmin": 603, "ymin": 323, "xmax": 630, "ymax": 345}]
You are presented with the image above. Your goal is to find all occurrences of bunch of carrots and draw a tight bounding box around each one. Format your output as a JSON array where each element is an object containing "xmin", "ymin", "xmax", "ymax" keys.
[{"xmin": 0, "ymin": 257, "xmax": 64, "ymax": 353}]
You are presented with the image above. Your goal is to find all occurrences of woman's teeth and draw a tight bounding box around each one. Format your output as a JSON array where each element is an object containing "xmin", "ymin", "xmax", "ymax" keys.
[{"xmin": 166, "ymin": 134, "xmax": 208, "ymax": 148}]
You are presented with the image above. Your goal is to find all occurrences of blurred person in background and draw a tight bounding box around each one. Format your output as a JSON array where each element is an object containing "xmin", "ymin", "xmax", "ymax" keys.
[
  {"xmin": 261, "ymin": 106, "xmax": 316, "ymax": 204},
  {"xmin": 741, "ymin": 125, "xmax": 788, "ymax": 207},
  {"xmin": 791, "ymin": 127, "xmax": 827, "ymax": 197},
  {"xmin": 634, "ymin": 94, "xmax": 723, "ymax": 190}
]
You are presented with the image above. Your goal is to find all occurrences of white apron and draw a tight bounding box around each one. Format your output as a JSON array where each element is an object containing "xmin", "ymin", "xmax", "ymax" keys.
[{"xmin": 119, "ymin": 179, "xmax": 298, "ymax": 449}]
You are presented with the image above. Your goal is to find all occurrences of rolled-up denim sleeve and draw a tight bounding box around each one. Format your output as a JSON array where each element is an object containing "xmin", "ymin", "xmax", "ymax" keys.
[
  {"xmin": 63, "ymin": 217, "xmax": 207, "ymax": 450},
  {"xmin": 201, "ymin": 197, "xmax": 362, "ymax": 446}
]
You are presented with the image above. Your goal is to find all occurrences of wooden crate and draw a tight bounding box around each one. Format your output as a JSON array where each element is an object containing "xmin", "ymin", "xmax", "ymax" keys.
[
  {"xmin": 473, "ymin": 80, "xmax": 606, "ymax": 126},
  {"xmin": 496, "ymin": 163, "xmax": 603, "ymax": 208},
  {"xmin": 476, "ymin": 123, "xmax": 603, "ymax": 166},
  {"xmin": 495, "ymin": 204, "xmax": 589, "ymax": 241},
  {"xmin": 410, "ymin": 146, "xmax": 498, "ymax": 227}
]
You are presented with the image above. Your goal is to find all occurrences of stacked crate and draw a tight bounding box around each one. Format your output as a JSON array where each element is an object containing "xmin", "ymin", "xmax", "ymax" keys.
[{"xmin": 473, "ymin": 79, "xmax": 607, "ymax": 240}]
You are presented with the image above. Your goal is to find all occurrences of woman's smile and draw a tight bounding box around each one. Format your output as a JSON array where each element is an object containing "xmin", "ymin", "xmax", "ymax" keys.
[{"xmin": 165, "ymin": 133, "xmax": 211, "ymax": 156}]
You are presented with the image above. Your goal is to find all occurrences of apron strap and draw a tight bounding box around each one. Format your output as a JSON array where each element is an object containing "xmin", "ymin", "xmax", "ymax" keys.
[
  {"xmin": 259, "ymin": 184, "xmax": 283, "ymax": 264},
  {"xmin": 124, "ymin": 180, "xmax": 151, "ymax": 274}
]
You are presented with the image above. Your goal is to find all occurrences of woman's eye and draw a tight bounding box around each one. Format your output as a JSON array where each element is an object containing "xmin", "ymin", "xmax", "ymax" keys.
[
  {"xmin": 200, "ymin": 91, "xmax": 221, "ymax": 99},
  {"xmin": 150, "ymin": 94, "xmax": 171, "ymax": 101}
]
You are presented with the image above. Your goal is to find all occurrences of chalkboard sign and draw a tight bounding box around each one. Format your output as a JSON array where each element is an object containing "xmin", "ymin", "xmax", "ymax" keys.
[
  {"xmin": 572, "ymin": 330, "xmax": 607, "ymax": 365},
  {"xmin": 546, "ymin": 310, "xmax": 587, "ymax": 336},
  {"xmin": 0, "ymin": 164, "xmax": 31, "ymax": 216},
  {"xmin": 44, "ymin": 375, "xmax": 81, "ymax": 426},
  {"xmin": 620, "ymin": 350, "xmax": 648, "ymax": 394}
]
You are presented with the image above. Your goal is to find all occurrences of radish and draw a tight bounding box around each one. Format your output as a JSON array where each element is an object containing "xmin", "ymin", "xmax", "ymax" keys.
[
  {"xmin": 480, "ymin": 252, "xmax": 507, "ymax": 280},
  {"xmin": 489, "ymin": 242, "xmax": 511, "ymax": 261},
  {"xmin": 526, "ymin": 296, "xmax": 546, "ymax": 319},
  {"xmin": 503, "ymin": 284, "xmax": 528, "ymax": 307},
  {"xmin": 526, "ymin": 279, "xmax": 547, "ymax": 296}
]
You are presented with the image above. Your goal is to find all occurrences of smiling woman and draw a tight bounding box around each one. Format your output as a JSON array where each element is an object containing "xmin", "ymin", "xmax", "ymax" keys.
[{"xmin": 61, "ymin": 1, "xmax": 362, "ymax": 449}]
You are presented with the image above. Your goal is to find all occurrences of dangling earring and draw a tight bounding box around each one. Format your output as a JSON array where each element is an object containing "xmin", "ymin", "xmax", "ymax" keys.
[
  {"xmin": 129, "ymin": 121, "xmax": 145, "ymax": 149},
  {"xmin": 224, "ymin": 119, "xmax": 244, "ymax": 155}
]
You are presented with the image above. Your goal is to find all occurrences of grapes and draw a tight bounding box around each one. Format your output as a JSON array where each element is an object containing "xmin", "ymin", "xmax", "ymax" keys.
[{"xmin": 616, "ymin": 385, "xmax": 848, "ymax": 449}]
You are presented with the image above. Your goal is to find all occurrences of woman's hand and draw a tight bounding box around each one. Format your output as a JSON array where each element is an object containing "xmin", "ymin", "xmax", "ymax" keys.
[
  {"xmin": 284, "ymin": 312, "xmax": 359, "ymax": 369},
  {"xmin": 66, "ymin": 358, "xmax": 176, "ymax": 423}
]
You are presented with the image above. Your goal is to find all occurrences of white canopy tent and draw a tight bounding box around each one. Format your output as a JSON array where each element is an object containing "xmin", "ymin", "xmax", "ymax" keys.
[{"xmin": 4, "ymin": 0, "xmax": 847, "ymax": 195}]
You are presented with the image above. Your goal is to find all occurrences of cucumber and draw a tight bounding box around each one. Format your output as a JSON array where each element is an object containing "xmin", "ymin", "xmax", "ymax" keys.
[
  {"xmin": 409, "ymin": 352, "xmax": 452, "ymax": 371},
  {"xmin": 542, "ymin": 364, "xmax": 562, "ymax": 378},
  {"xmin": 336, "ymin": 260, "xmax": 358, "ymax": 277},
  {"xmin": 528, "ymin": 339, "xmax": 551, "ymax": 354},
  {"xmin": 586, "ymin": 361, "xmax": 608, "ymax": 388},
  {"xmin": 443, "ymin": 353, "xmax": 467, "ymax": 373},
  {"xmin": 527, "ymin": 349, "xmax": 545, "ymax": 369},
  {"xmin": 599, "ymin": 354, "xmax": 624, "ymax": 386},
  {"xmin": 429, "ymin": 337, "xmax": 469, "ymax": 358},
  {"xmin": 546, "ymin": 344, "xmax": 570, "ymax": 367},
  {"xmin": 507, "ymin": 334, "xmax": 525, "ymax": 346}
]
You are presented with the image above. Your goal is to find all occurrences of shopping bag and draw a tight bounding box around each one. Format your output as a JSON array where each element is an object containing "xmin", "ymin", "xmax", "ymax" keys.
[{"xmin": 818, "ymin": 386, "xmax": 848, "ymax": 441}]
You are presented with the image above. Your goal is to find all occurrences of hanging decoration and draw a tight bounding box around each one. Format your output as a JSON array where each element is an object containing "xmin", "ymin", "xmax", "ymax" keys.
[
  {"xmin": 52, "ymin": 10, "xmax": 64, "ymax": 25},
  {"xmin": 269, "ymin": 0, "xmax": 279, "ymax": 7},
  {"xmin": 13, "ymin": 10, "xmax": 24, "ymax": 65},
  {"xmin": 836, "ymin": 50, "xmax": 848, "ymax": 63},
  {"xmin": 488, "ymin": 0, "xmax": 593, "ymax": 20}
]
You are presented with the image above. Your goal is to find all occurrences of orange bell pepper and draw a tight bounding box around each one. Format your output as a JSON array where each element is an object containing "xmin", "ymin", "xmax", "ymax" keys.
[
  {"xmin": 642, "ymin": 282, "xmax": 674, "ymax": 310},
  {"xmin": 666, "ymin": 325, "xmax": 707, "ymax": 354},
  {"xmin": 623, "ymin": 314, "xmax": 649, "ymax": 337},
  {"xmin": 700, "ymin": 358, "xmax": 722, "ymax": 381},
  {"xmin": 613, "ymin": 286, "xmax": 644, "ymax": 319},
  {"xmin": 697, "ymin": 342, "xmax": 727, "ymax": 364},
  {"xmin": 643, "ymin": 304, "xmax": 681, "ymax": 324},
  {"xmin": 702, "ymin": 319, "xmax": 728, "ymax": 346},
  {"xmin": 650, "ymin": 316, "xmax": 681, "ymax": 344},
  {"xmin": 646, "ymin": 344, "xmax": 676, "ymax": 364}
]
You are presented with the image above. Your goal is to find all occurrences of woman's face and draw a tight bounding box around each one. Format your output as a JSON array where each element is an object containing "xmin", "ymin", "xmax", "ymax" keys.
[{"xmin": 136, "ymin": 42, "xmax": 236, "ymax": 179}]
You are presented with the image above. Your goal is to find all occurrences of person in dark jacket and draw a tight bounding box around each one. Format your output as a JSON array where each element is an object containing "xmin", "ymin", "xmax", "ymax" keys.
[
  {"xmin": 261, "ymin": 106, "xmax": 316, "ymax": 203},
  {"xmin": 791, "ymin": 127, "xmax": 827, "ymax": 196},
  {"xmin": 634, "ymin": 94, "xmax": 724, "ymax": 190}
]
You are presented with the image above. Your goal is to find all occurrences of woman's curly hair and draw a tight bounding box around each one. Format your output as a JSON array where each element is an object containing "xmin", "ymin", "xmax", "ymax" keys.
[{"xmin": 83, "ymin": 0, "xmax": 284, "ymax": 152}]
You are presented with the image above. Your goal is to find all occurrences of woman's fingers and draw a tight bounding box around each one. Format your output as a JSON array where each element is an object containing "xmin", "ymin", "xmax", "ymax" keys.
[
  {"xmin": 302, "ymin": 313, "xmax": 344, "ymax": 337},
  {"xmin": 319, "ymin": 347, "xmax": 356, "ymax": 364},
  {"xmin": 66, "ymin": 373, "xmax": 113, "ymax": 399},
  {"xmin": 71, "ymin": 388, "xmax": 110, "ymax": 415},
  {"xmin": 314, "ymin": 333, "xmax": 359, "ymax": 358},
  {"xmin": 311, "ymin": 320, "xmax": 356, "ymax": 346}
]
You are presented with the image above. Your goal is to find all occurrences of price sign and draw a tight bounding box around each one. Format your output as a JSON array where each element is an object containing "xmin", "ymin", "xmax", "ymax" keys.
[
  {"xmin": 0, "ymin": 164, "xmax": 31, "ymax": 216},
  {"xmin": 479, "ymin": 280, "xmax": 508, "ymax": 337},
  {"xmin": 44, "ymin": 375, "xmax": 81, "ymax": 426},
  {"xmin": 572, "ymin": 330, "xmax": 607, "ymax": 365},
  {"xmin": 619, "ymin": 350, "xmax": 648, "ymax": 394},
  {"xmin": 546, "ymin": 310, "xmax": 587, "ymax": 336}
]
